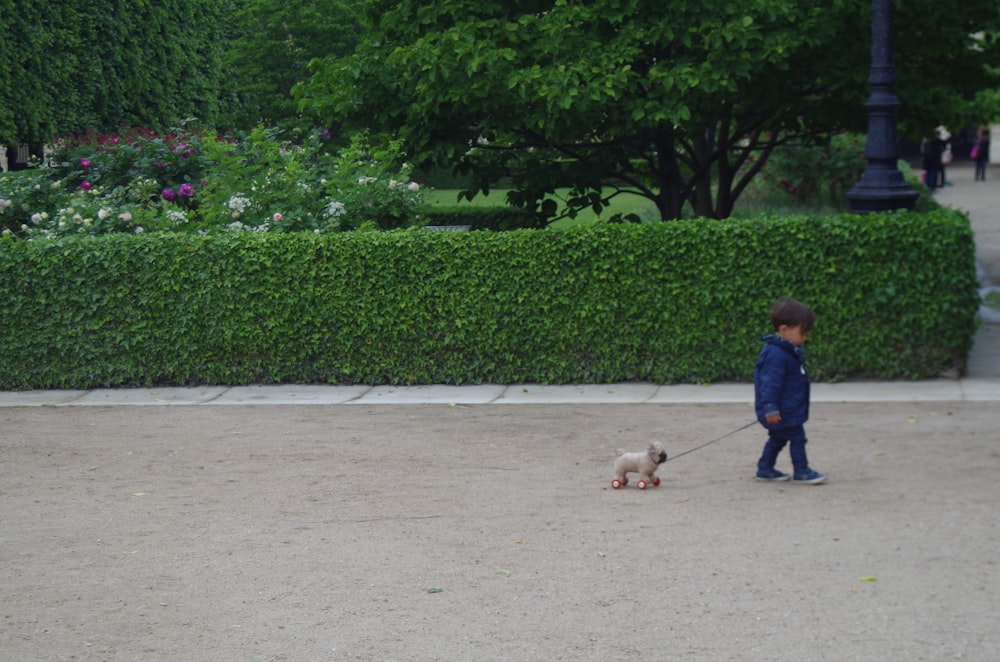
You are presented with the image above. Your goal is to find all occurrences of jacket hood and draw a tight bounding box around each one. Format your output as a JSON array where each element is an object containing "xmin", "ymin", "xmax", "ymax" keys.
[{"xmin": 760, "ymin": 333, "xmax": 805, "ymax": 362}]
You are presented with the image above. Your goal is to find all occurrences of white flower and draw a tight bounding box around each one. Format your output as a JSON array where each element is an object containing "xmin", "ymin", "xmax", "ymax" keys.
[
  {"xmin": 98, "ymin": 208, "xmax": 110, "ymax": 220},
  {"xmin": 30, "ymin": 213, "xmax": 43, "ymax": 224},
  {"xmin": 325, "ymin": 200, "xmax": 346, "ymax": 218},
  {"xmin": 408, "ymin": 182, "xmax": 420, "ymax": 192},
  {"xmin": 134, "ymin": 226, "xmax": 144, "ymax": 234},
  {"xmin": 389, "ymin": 180, "xmax": 398, "ymax": 189},
  {"xmin": 227, "ymin": 195, "xmax": 250, "ymax": 213},
  {"xmin": 167, "ymin": 210, "xmax": 188, "ymax": 224},
  {"xmin": 118, "ymin": 212, "xmax": 133, "ymax": 222}
]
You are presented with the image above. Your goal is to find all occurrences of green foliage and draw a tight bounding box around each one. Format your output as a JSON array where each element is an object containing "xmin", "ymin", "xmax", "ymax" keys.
[
  {"xmin": 0, "ymin": 0, "xmax": 232, "ymax": 147},
  {"xmin": 894, "ymin": 7, "xmax": 1000, "ymax": 134},
  {"xmin": 752, "ymin": 133, "xmax": 868, "ymax": 208},
  {"xmin": 0, "ymin": 209, "xmax": 979, "ymax": 389},
  {"xmin": 222, "ymin": 0, "xmax": 366, "ymax": 130},
  {"xmin": 0, "ymin": 128, "xmax": 425, "ymax": 236},
  {"xmin": 300, "ymin": 0, "xmax": 1000, "ymax": 221},
  {"xmin": 969, "ymin": 66, "xmax": 1000, "ymax": 125}
]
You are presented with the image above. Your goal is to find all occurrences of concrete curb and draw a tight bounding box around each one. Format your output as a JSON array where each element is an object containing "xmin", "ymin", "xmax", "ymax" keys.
[{"xmin": 1, "ymin": 378, "xmax": 995, "ymax": 406}]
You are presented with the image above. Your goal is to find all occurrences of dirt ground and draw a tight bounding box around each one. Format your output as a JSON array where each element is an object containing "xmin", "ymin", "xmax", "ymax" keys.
[{"xmin": 2, "ymin": 401, "xmax": 998, "ymax": 661}]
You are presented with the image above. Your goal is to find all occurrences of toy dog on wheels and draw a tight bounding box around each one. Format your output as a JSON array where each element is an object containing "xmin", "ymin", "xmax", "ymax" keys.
[{"xmin": 611, "ymin": 441, "xmax": 667, "ymax": 490}]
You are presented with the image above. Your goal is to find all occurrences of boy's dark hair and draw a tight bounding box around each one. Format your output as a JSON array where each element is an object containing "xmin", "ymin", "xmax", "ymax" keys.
[{"xmin": 770, "ymin": 297, "xmax": 815, "ymax": 332}]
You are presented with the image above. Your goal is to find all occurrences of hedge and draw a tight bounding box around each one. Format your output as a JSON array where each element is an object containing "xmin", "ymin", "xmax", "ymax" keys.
[{"xmin": 0, "ymin": 209, "xmax": 979, "ymax": 389}]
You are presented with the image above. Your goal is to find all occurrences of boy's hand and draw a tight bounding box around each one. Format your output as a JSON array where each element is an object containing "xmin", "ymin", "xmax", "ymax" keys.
[{"xmin": 766, "ymin": 413, "xmax": 782, "ymax": 425}]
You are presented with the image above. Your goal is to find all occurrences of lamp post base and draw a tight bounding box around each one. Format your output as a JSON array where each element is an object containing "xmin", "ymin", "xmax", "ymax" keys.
[
  {"xmin": 847, "ymin": 161, "xmax": 920, "ymax": 213},
  {"xmin": 847, "ymin": 183, "xmax": 920, "ymax": 213}
]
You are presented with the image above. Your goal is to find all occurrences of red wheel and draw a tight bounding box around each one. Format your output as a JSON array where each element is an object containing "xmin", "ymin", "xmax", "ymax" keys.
[
  {"xmin": 652, "ymin": 476, "xmax": 661, "ymax": 487},
  {"xmin": 611, "ymin": 479, "xmax": 623, "ymax": 489},
  {"xmin": 637, "ymin": 479, "xmax": 648, "ymax": 490}
]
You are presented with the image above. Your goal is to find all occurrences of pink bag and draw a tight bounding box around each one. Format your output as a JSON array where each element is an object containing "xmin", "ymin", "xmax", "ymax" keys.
[{"xmin": 971, "ymin": 145, "xmax": 979, "ymax": 159}]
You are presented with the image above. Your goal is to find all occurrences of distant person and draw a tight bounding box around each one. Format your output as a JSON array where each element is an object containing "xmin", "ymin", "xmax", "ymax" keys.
[
  {"xmin": 921, "ymin": 130, "xmax": 944, "ymax": 190},
  {"xmin": 973, "ymin": 127, "xmax": 990, "ymax": 181},
  {"xmin": 936, "ymin": 125, "xmax": 952, "ymax": 187},
  {"xmin": 754, "ymin": 298, "xmax": 826, "ymax": 485}
]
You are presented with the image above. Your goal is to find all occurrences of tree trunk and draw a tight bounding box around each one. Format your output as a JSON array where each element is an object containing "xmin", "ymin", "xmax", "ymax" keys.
[{"xmin": 653, "ymin": 126, "xmax": 686, "ymax": 220}]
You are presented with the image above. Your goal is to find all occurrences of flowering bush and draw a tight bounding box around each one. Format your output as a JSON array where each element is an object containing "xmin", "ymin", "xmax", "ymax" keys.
[
  {"xmin": 49, "ymin": 124, "xmax": 213, "ymax": 208},
  {"xmin": 1, "ymin": 125, "xmax": 425, "ymax": 239},
  {"xmin": 321, "ymin": 132, "xmax": 423, "ymax": 231},
  {"xmin": 752, "ymin": 133, "xmax": 867, "ymax": 209}
]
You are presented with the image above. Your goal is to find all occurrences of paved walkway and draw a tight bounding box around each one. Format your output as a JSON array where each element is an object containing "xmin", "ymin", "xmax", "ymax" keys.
[{"xmin": 2, "ymin": 163, "xmax": 997, "ymax": 407}]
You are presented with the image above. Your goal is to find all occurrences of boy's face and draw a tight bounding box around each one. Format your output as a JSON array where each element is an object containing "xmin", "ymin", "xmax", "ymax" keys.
[{"xmin": 777, "ymin": 324, "xmax": 809, "ymax": 346}]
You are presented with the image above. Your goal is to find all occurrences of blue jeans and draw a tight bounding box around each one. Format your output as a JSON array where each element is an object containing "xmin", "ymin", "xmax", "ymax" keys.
[{"xmin": 757, "ymin": 424, "xmax": 810, "ymax": 474}]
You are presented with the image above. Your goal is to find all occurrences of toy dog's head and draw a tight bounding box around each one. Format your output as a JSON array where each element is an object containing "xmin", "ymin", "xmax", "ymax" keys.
[{"xmin": 649, "ymin": 441, "xmax": 667, "ymax": 465}]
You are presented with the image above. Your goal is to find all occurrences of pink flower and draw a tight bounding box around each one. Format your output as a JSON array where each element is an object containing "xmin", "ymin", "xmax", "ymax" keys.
[
  {"xmin": 81, "ymin": 158, "xmax": 91, "ymax": 169},
  {"xmin": 81, "ymin": 181, "xmax": 91, "ymax": 191},
  {"xmin": 178, "ymin": 183, "xmax": 194, "ymax": 198},
  {"xmin": 273, "ymin": 213, "xmax": 283, "ymax": 222},
  {"xmin": 162, "ymin": 188, "xmax": 176, "ymax": 202}
]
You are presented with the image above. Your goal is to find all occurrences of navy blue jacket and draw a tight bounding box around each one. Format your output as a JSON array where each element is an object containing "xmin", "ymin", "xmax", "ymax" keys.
[{"xmin": 754, "ymin": 333, "xmax": 810, "ymax": 429}]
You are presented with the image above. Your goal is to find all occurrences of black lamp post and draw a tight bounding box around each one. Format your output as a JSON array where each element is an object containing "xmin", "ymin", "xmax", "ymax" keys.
[{"xmin": 846, "ymin": 0, "xmax": 919, "ymax": 213}]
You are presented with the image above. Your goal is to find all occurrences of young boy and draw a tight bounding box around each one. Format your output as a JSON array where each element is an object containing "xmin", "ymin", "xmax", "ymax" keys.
[{"xmin": 754, "ymin": 297, "xmax": 826, "ymax": 485}]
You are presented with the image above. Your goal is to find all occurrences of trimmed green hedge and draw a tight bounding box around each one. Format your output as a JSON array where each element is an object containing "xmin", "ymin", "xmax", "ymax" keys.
[{"xmin": 0, "ymin": 209, "xmax": 979, "ymax": 389}]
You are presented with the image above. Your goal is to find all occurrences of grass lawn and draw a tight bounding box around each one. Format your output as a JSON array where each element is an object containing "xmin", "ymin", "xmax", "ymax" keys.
[
  {"xmin": 422, "ymin": 188, "xmax": 660, "ymax": 227},
  {"xmin": 985, "ymin": 289, "xmax": 1000, "ymax": 311}
]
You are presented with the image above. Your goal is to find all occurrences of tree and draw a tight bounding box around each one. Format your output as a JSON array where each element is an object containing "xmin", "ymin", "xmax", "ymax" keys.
[
  {"xmin": 300, "ymin": 0, "xmax": 1000, "ymax": 220},
  {"xmin": 222, "ymin": 0, "xmax": 367, "ymax": 130},
  {"xmin": 1, "ymin": 0, "xmax": 233, "ymax": 153}
]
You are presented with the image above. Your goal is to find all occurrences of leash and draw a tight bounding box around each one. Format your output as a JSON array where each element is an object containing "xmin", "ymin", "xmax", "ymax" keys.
[{"xmin": 664, "ymin": 420, "xmax": 758, "ymax": 463}]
